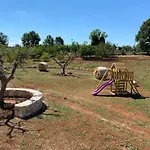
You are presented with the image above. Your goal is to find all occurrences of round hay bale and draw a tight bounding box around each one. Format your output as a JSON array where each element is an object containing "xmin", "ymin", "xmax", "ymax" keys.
[
  {"xmin": 94, "ymin": 67, "xmax": 108, "ymax": 80},
  {"xmin": 38, "ymin": 62, "xmax": 48, "ymax": 71}
]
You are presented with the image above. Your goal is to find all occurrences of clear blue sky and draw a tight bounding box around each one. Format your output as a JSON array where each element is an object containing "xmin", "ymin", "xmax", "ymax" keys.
[{"xmin": 0, "ymin": 0, "xmax": 149, "ymax": 46}]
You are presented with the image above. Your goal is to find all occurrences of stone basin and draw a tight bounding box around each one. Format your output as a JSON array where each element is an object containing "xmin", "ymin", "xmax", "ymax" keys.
[{"xmin": 5, "ymin": 88, "xmax": 44, "ymax": 118}]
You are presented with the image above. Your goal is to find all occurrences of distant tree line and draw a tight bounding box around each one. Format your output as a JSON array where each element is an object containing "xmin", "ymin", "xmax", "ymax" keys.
[{"xmin": 0, "ymin": 18, "xmax": 150, "ymax": 61}]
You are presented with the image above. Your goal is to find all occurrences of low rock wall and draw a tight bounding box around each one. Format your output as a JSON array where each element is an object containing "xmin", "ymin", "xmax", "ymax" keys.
[{"xmin": 5, "ymin": 88, "xmax": 44, "ymax": 118}]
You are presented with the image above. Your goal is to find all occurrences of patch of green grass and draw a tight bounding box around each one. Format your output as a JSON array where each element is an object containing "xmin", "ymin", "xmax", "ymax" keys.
[
  {"xmin": 93, "ymin": 106, "xmax": 106, "ymax": 114},
  {"xmin": 92, "ymin": 105, "xmax": 122, "ymax": 120},
  {"xmin": 69, "ymin": 61, "xmax": 85, "ymax": 68},
  {"xmin": 136, "ymin": 121, "xmax": 150, "ymax": 127},
  {"xmin": 104, "ymin": 135, "xmax": 113, "ymax": 141},
  {"xmin": 37, "ymin": 101, "xmax": 79, "ymax": 121},
  {"xmin": 15, "ymin": 67, "xmax": 93, "ymax": 84},
  {"xmin": 20, "ymin": 140, "xmax": 27, "ymax": 150},
  {"xmin": 111, "ymin": 99, "xmax": 121, "ymax": 104},
  {"xmin": 83, "ymin": 63, "xmax": 99, "ymax": 69},
  {"xmin": 50, "ymin": 102, "xmax": 74, "ymax": 113},
  {"xmin": 69, "ymin": 60, "xmax": 99, "ymax": 69},
  {"xmin": 76, "ymin": 71, "xmax": 92, "ymax": 77},
  {"xmin": 124, "ymin": 60, "xmax": 150, "ymax": 90},
  {"xmin": 125, "ymin": 100, "xmax": 150, "ymax": 118}
]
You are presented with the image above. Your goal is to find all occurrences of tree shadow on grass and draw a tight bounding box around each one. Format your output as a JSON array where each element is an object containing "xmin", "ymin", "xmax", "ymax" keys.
[
  {"xmin": 52, "ymin": 72, "xmax": 80, "ymax": 78},
  {"xmin": 0, "ymin": 102, "xmax": 62, "ymax": 138},
  {"xmin": 0, "ymin": 108, "xmax": 26, "ymax": 139},
  {"xmin": 39, "ymin": 70, "xmax": 49, "ymax": 72},
  {"xmin": 1, "ymin": 102, "xmax": 61, "ymax": 138}
]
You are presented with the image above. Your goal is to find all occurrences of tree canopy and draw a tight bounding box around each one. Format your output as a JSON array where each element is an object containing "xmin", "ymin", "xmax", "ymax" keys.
[
  {"xmin": 70, "ymin": 41, "xmax": 80, "ymax": 56},
  {"xmin": 0, "ymin": 32, "xmax": 8, "ymax": 45},
  {"xmin": 55, "ymin": 36, "xmax": 64, "ymax": 45},
  {"xmin": 21, "ymin": 31, "xmax": 41, "ymax": 47},
  {"xmin": 43, "ymin": 35, "xmax": 54, "ymax": 46},
  {"xmin": 0, "ymin": 47, "xmax": 28, "ymax": 108},
  {"xmin": 89, "ymin": 29, "xmax": 107, "ymax": 45},
  {"xmin": 135, "ymin": 18, "xmax": 150, "ymax": 55}
]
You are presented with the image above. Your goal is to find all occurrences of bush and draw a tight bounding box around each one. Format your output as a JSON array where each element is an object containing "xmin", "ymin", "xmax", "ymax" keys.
[
  {"xmin": 29, "ymin": 46, "xmax": 44, "ymax": 59},
  {"xmin": 78, "ymin": 43, "xmax": 115, "ymax": 59},
  {"xmin": 40, "ymin": 52, "xmax": 49, "ymax": 62},
  {"xmin": 78, "ymin": 45, "xmax": 95, "ymax": 59}
]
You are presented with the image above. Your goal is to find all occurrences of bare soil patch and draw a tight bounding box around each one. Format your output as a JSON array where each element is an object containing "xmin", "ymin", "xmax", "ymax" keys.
[{"xmin": 0, "ymin": 109, "xmax": 13, "ymax": 120}]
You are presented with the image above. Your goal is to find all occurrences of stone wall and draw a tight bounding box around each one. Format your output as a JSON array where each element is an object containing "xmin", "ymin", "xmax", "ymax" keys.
[{"xmin": 5, "ymin": 88, "xmax": 44, "ymax": 118}]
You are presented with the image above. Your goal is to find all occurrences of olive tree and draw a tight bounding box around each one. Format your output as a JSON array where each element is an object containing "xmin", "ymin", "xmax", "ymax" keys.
[
  {"xmin": 51, "ymin": 46, "xmax": 74, "ymax": 75},
  {"xmin": 89, "ymin": 29, "xmax": 107, "ymax": 45},
  {"xmin": 0, "ymin": 32, "xmax": 8, "ymax": 45},
  {"xmin": 0, "ymin": 47, "xmax": 28, "ymax": 108},
  {"xmin": 21, "ymin": 31, "xmax": 41, "ymax": 47},
  {"xmin": 43, "ymin": 35, "xmax": 54, "ymax": 46},
  {"xmin": 136, "ymin": 18, "xmax": 150, "ymax": 55}
]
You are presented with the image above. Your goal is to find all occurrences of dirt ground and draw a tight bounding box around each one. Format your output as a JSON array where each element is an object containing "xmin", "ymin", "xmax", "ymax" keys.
[{"xmin": 1, "ymin": 83, "xmax": 149, "ymax": 150}]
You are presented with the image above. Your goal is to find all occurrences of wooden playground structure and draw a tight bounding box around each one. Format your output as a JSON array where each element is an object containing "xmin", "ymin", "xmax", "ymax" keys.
[
  {"xmin": 96, "ymin": 63, "xmax": 140, "ymax": 95},
  {"xmin": 110, "ymin": 64, "xmax": 139, "ymax": 95}
]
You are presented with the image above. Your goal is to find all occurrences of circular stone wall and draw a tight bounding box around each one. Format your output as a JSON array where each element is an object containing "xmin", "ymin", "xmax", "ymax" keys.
[{"xmin": 5, "ymin": 88, "xmax": 44, "ymax": 118}]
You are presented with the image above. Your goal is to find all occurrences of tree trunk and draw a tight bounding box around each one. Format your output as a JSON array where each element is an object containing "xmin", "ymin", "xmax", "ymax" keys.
[
  {"xmin": 62, "ymin": 66, "xmax": 66, "ymax": 75},
  {"xmin": 0, "ymin": 80, "xmax": 8, "ymax": 109}
]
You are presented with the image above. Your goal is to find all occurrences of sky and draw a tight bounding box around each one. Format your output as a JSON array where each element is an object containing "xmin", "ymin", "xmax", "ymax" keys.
[{"xmin": 0, "ymin": 0, "xmax": 150, "ymax": 46}]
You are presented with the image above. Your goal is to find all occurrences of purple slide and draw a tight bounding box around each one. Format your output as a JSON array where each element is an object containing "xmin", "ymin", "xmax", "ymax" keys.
[{"xmin": 92, "ymin": 79, "xmax": 114, "ymax": 96}]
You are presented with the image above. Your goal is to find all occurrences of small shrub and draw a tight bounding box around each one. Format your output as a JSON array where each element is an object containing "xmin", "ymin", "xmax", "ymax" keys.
[{"xmin": 40, "ymin": 52, "xmax": 49, "ymax": 62}]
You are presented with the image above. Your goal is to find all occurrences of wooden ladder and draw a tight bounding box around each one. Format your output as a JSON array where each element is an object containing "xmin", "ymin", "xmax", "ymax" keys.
[{"xmin": 115, "ymin": 80, "xmax": 126, "ymax": 93}]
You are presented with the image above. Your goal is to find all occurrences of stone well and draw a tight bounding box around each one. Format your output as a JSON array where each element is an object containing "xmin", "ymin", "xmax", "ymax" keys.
[{"xmin": 5, "ymin": 88, "xmax": 44, "ymax": 118}]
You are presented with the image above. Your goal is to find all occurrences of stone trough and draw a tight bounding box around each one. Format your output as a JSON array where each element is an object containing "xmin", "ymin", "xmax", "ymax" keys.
[{"xmin": 5, "ymin": 88, "xmax": 44, "ymax": 118}]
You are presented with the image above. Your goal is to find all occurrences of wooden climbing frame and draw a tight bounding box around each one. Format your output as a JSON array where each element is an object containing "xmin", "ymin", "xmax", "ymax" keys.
[{"xmin": 109, "ymin": 65, "xmax": 139, "ymax": 95}]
